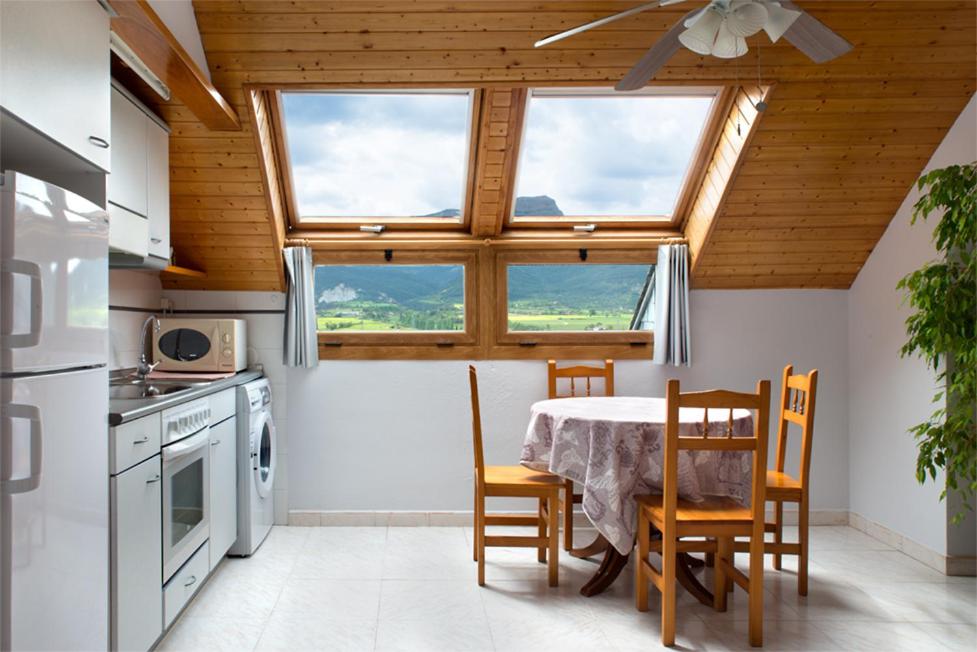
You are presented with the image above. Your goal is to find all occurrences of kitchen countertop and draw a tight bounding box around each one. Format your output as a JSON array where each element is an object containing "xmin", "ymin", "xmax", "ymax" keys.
[{"xmin": 109, "ymin": 370, "xmax": 263, "ymax": 426}]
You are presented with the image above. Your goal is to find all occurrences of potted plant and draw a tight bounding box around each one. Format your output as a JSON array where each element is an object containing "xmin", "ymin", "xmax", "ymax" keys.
[{"xmin": 897, "ymin": 161, "xmax": 976, "ymax": 521}]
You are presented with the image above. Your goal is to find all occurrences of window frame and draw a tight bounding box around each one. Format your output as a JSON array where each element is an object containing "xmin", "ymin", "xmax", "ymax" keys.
[
  {"xmin": 506, "ymin": 86, "xmax": 731, "ymax": 230},
  {"xmin": 494, "ymin": 249, "xmax": 656, "ymax": 347},
  {"xmin": 312, "ymin": 250, "xmax": 479, "ymax": 350},
  {"xmin": 274, "ymin": 89, "xmax": 482, "ymax": 231}
]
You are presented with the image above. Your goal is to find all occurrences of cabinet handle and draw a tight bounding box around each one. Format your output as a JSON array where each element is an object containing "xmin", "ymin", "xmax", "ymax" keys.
[
  {"xmin": 150, "ymin": 238, "xmax": 162, "ymax": 244},
  {"xmin": 184, "ymin": 575, "xmax": 197, "ymax": 588},
  {"xmin": 210, "ymin": 439, "xmax": 220, "ymax": 446},
  {"xmin": 146, "ymin": 474, "xmax": 161, "ymax": 484},
  {"xmin": 133, "ymin": 435, "xmax": 150, "ymax": 444},
  {"xmin": 88, "ymin": 136, "xmax": 109, "ymax": 149}
]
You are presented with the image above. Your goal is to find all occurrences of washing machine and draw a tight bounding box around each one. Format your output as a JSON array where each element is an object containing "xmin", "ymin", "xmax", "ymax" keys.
[{"xmin": 229, "ymin": 378, "xmax": 276, "ymax": 556}]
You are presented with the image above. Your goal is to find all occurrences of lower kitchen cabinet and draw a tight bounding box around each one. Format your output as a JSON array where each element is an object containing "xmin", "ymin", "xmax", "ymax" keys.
[
  {"xmin": 209, "ymin": 416, "xmax": 237, "ymax": 570},
  {"xmin": 111, "ymin": 454, "xmax": 163, "ymax": 652}
]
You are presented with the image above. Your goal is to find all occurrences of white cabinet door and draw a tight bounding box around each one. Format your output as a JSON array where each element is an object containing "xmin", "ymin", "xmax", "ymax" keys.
[
  {"xmin": 209, "ymin": 417, "xmax": 237, "ymax": 570},
  {"xmin": 0, "ymin": 0, "xmax": 110, "ymax": 171},
  {"xmin": 112, "ymin": 455, "xmax": 163, "ymax": 652},
  {"xmin": 108, "ymin": 88, "xmax": 149, "ymax": 217},
  {"xmin": 146, "ymin": 119, "xmax": 170, "ymax": 261}
]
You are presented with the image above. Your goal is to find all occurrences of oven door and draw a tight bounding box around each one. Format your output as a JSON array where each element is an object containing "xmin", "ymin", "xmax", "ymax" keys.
[{"xmin": 162, "ymin": 429, "xmax": 210, "ymax": 581}]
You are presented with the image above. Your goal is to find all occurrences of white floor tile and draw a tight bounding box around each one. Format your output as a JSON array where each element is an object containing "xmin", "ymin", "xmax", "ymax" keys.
[{"xmin": 158, "ymin": 525, "xmax": 975, "ymax": 652}]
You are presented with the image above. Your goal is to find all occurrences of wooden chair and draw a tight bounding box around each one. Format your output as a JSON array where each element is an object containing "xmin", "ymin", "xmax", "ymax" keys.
[
  {"xmin": 635, "ymin": 379, "xmax": 770, "ymax": 648},
  {"xmin": 469, "ymin": 365, "xmax": 562, "ymax": 587},
  {"xmin": 766, "ymin": 365, "xmax": 818, "ymax": 595},
  {"xmin": 547, "ymin": 359, "xmax": 614, "ymax": 551}
]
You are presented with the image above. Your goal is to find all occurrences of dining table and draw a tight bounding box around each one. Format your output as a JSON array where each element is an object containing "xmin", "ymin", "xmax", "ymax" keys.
[{"xmin": 521, "ymin": 396, "xmax": 755, "ymax": 603}]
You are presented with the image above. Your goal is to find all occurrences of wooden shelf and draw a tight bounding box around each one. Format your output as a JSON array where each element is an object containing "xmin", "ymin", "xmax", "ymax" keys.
[{"xmin": 161, "ymin": 265, "xmax": 206, "ymax": 279}]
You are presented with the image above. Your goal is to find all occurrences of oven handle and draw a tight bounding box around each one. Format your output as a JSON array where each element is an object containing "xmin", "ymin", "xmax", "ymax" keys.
[{"xmin": 163, "ymin": 429, "xmax": 209, "ymax": 463}]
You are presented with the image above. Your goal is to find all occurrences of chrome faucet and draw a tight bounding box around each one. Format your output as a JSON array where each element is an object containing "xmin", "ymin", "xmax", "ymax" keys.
[{"xmin": 136, "ymin": 315, "xmax": 161, "ymax": 379}]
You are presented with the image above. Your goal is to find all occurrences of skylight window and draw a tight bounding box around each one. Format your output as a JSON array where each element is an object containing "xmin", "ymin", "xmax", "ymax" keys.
[
  {"xmin": 511, "ymin": 88, "xmax": 720, "ymax": 224},
  {"xmin": 279, "ymin": 90, "xmax": 475, "ymax": 224}
]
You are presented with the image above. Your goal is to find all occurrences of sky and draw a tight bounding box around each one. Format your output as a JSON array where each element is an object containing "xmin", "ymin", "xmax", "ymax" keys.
[
  {"xmin": 282, "ymin": 92, "xmax": 470, "ymax": 217},
  {"xmin": 281, "ymin": 91, "xmax": 714, "ymax": 219},
  {"xmin": 514, "ymin": 94, "xmax": 715, "ymax": 216}
]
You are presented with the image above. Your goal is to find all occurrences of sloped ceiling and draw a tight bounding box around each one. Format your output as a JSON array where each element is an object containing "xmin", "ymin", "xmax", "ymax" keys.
[{"xmin": 157, "ymin": 0, "xmax": 976, "ymax": 291}]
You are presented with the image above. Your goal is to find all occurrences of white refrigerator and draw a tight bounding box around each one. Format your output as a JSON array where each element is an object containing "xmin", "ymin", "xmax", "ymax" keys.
[{"xmin": 1, "ymin": 171, "xmax": 109, "ymax": 651}]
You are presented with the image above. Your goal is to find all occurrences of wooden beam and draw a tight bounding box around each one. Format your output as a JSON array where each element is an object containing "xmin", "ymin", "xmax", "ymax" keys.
[
  {"xmin": 108, "ymin": 0, "xmax": 241, "ymax": 131},
  {"xmin": 160, "ymin": 265, "xmax": 206, "ymax": 279}
]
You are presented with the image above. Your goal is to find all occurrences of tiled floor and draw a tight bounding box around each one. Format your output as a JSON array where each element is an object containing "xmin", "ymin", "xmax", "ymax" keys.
[{"xmin": 158, "ymin": 525, "xmax": 976, "ymax": 651}]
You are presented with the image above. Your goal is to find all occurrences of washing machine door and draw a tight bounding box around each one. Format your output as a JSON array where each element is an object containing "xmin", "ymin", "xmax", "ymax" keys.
[{"xmin": 253, "ymin": 411, "xmax": 276, "ymax": 499}]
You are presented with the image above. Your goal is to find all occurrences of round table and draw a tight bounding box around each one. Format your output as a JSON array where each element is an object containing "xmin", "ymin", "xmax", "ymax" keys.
[{"xmin": 521, "ymin": 396, "xmax": 754, "ymax": 599}]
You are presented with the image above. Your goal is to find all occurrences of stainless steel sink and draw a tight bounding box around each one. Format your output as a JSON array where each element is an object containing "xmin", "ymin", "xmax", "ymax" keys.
[{"xmin": 109, "ymin": 383, "xmax": 192, "ymax": 400}]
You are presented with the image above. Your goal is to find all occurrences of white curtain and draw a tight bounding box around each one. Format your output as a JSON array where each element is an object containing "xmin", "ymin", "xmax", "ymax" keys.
[
  {"xmin": 282, "ymin": 246, "xmax": 318, "ymax": 368},
  {"xmin": 652, "ymin": 243, "xmax": 692, "ymax": 366}
]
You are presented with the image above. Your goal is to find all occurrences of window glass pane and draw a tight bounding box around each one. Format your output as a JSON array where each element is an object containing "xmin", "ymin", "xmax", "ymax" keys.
[
  {"xmin": 315, "ymin": 265, "xmax": 464, "ymax": 331},
  {"xmin": 281, "ymin": 92, "xmax": 472, "ymax": 219},
  {"xmin": 507, "ymin": 264, "xmax": 653, "ymax": 332},
  {"xmin": 513, "ymin": 93, "xmax": 715, "ymax": 218}
]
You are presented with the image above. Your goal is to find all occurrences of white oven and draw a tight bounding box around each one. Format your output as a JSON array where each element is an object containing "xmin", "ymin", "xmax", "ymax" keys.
[
  {"xmin": 153, "ymin": 318, "xmax": 247, "ymax": 373},
  {"xmin": 161, "ymin": 400, "xmax": 211, "ymax": 581}
]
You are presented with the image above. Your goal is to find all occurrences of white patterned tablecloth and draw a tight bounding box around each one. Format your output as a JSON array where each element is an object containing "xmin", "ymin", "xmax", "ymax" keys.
[{"xmin": 521, "ymin": 396, "xmax": 754, "ymax": 554}]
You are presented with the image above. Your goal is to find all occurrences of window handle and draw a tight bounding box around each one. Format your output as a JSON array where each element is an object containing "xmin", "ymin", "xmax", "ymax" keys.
[{"xmin": 519, "ymin": 341, "xmax": 537, "ymax": 347}]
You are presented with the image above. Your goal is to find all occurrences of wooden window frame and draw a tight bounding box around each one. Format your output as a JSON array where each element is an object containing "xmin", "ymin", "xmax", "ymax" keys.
[
  {"xmin": 273, "ymin": 88, "xmax": 482, "ymax": 232},
  {"xmin": 506, "ymin": 86, "xmax": 734, "ymax": 230},
  {"xmin": 313, "ymin": 249, "xmax": 481, "ymax": 357},
  {"xmin": 494, "ymin": 249, "xmax": 656, "ymax": 349}
]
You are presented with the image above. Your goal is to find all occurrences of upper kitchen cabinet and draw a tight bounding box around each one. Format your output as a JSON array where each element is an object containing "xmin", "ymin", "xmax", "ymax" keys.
[
  {"xmin": 0, "ymin": 0, "xmax": 111, "ymax": 172},
  {"xmin": 108, "ymin": 83, "xmax": 171, "ymax": 266}
]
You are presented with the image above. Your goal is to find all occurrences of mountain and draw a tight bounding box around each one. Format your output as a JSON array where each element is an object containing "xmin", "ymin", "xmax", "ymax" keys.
[
  {"xmin": 420, "ymin": 195, "xmax": 564, "ymax": 219},
  {"xmin": 514, "ymin": 195, "xmax": 563, "ymax": 216},
  {"xmin": 315, "ymin": 264, "xmax": 463, "ymax": 310}
]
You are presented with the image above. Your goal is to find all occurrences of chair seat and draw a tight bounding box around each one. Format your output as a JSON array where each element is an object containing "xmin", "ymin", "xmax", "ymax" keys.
[
  {"xmin": 766, "ymin": 470, "xmax": 802, "ymax": 499},
  {"xmin": 483, "ymin": 465, "xmax": 565, "ymax": 488},
  {"xmin": 637, "ymin": 493, "xmax": 752, "ymax": 525}
]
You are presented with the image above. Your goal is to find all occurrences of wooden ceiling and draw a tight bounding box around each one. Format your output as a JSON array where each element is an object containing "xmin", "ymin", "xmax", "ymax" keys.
[{"xmin": 156, "ymin": 0, "xmax": 976, "ymax": 291}]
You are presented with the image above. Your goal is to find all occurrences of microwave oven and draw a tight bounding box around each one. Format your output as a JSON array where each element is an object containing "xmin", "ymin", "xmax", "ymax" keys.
[{"xmin": 152, "ymin": 318, "xmax": 247, "ymax": 373}]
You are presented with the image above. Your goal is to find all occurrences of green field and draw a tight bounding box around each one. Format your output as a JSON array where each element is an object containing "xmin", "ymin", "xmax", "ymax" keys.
[{"xmin": 507, "ymin": 312, "xmax": 633, "ymax": 332}]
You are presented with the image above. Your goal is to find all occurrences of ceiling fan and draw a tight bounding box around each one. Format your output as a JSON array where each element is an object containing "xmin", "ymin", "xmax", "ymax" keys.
[{"xmin": 534, "ymin": 0, "xmax": 853, "ymax": 91}]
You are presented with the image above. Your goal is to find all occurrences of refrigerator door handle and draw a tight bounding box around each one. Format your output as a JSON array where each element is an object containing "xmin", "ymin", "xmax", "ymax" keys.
[
  {"xmin": 0, "ymin": 403, "xmax": 43, "ymax": 494},
  {"xmin": 1, "ymin": 259, "xmax": 43, "ymax": 349}
]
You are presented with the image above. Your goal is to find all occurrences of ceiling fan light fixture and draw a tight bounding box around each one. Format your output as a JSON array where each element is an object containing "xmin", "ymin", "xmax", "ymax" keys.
[
  {"xmin": 711, "ymin": 21, "xmax": 748, "ymax": 58},
  {"xmin": 725, "ymin": 0, "xmax": 768, "ymax": 37},
  {"xmin": 678, "ymin": 7, "xmax": 724, "ymax": 56},
  {"xmin": 761, "ymin": 1, "xmax": 802, "ymax": 42}
]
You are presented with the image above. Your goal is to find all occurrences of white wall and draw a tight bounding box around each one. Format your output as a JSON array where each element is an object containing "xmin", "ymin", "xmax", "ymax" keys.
[
  {"xmin": 146, "ymin": 0, "xmax": 211, "ymax": 82},
  {"xmin": 848, "ymin": 94, "xmax": 976, "ymax": 555},
  {"xmin": 287, "ymin": 289, "xmax": 850, "ymax": 514},
  {"xmin": 108, "ymin": 269, "xmax": 162, "ymax": 370}
]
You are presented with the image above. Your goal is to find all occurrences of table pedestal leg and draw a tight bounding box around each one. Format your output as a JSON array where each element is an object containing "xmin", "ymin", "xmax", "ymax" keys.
[{"xmin": 569, "ymin": 534, "xmax": 610, "ymax": 559}]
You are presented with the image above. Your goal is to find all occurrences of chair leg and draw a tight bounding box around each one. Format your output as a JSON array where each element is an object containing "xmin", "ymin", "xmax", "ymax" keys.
[
  {"xmin": 563, "ymin": 479, "xmax": 574, "ymax": 551},
  {"xmin": 798, "ymin": 495, "xmax": 809, "ymax": 596},
  {"xmin": 661, "ymin": 531, "xmax": 677, "ymax": 647},
  {"xmin": 714, "ymin": 537, "xmax": 731, "ymax": 612},
  {"xmin": 537, "ymin": 498, "xmax": 547, "ymax": 563},
  {"xmin": 748, "ymin": 534, "xmax": 764, "ymax": 647},
  {"xmin": 773, "ymin": 500, "xmax": 783, "ymax": 571},
  {"xmin": 476, "ymin": 487, "xmax": 486, "ymax": 586},
  {"xmin": 473, "ymin": 480, "xmax": 479, "ymax": 562},
  {"xmin": 547, "ymin": 493, "xmax": 559, "ymax": 587},
  {"xmin": 635, "ymin": 513, "xmax": 649, "ymax": 612}
]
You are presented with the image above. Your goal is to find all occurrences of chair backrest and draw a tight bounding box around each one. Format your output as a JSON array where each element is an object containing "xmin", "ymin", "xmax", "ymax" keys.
[
  {"xmin": 774, "ymin": 365, "xmax": 818, "ymax": 488},
  {"xmin": 547, "ymin": 359, "xmax": 615, "ymax": 399},
  {"xmin": 662, "ymin": 379, "xmax": 771, "ymax": 529},
  {"xmin": 468, "ymin": 365, "xmax": 485, "ymax": 484}
]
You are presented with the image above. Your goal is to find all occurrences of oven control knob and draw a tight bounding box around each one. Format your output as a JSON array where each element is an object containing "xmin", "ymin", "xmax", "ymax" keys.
[
  {"xmin": 223, "ymin": 333, "xmax": 231, "ymax": 343},
  {"xmin": 223, "ymin": 348, "xmax": 232, "ymax": 357}
]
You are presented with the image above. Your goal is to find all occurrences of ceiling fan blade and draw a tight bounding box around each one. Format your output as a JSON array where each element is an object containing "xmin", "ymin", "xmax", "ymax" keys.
[
  {"xmin": 778, "ymin": 0, "xmax": 853, "ymax": 63},
  {"xmin": 615, "ymin": 9, "xmax": 699, "ymax": 91},
  {"xmin": 534, "ymin": 1, "xmax": 679, "ymax": 48}
]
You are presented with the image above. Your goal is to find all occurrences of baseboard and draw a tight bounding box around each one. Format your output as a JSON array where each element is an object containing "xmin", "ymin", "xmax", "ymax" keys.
[
  {"xmin": 288, "ymin": 508, "xmax": 847, "ymax": 528},
  {"xmin": 848, "ymin": 511, "xmax": 976, "ymax": 577}
]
